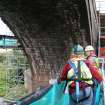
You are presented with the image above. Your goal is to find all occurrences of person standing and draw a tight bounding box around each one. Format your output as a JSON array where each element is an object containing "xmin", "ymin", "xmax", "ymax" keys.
[
  {"xmin": 84, "ymin": 45, "xmax": 103, "ymax": 105},
  {"xmin": 85, "ymin": 45, "xmax": 99, "ymax": 68},
  {"xmin": 58, "ymin": 44, "xmax": 103, "ymax": 105}
]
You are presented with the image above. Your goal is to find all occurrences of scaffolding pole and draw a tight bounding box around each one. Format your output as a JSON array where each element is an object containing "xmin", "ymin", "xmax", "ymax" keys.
[{"xmin": 96, "ymin": 0, "xmax": 105, "ymax": 104}]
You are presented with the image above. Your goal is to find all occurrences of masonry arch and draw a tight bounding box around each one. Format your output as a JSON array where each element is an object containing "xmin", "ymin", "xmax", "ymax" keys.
[{"xmin": 0, "ymin": 0, "xmax": 98, "ymax": 93}]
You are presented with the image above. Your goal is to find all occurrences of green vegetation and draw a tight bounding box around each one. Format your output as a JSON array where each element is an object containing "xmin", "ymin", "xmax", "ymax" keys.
[
  {"xmin": 4, "ymin": 84, "xmax": 28, "ymax": 100},
  {"xmin": 0, "ymin": 49, "xmax": 29, "ymax": 100},
  {"xmin": 0, "ymin": 64, "xmax": 6, "ymax": 96}
]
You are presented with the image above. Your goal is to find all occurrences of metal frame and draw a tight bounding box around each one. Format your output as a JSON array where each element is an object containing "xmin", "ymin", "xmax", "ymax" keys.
[
  {"xmin": 5, "ymin": 48, "xmax": 30, "ymax": 101},
  {"xmin": 0, "ymin": 35, "xmax": 30, "ymax": 101}
]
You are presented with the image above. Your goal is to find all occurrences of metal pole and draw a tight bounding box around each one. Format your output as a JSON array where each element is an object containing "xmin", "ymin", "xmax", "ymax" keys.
[
  {"xmin": 98, "ymin": 12, "xmax": 101, "ymax": 57},
  {"xmin": 98, "ymin": 1, "xmax": 101, "ymax": 57},
  {"xmin": 97, "ymin": 1, "xmax": 105, "ymax": 104}
]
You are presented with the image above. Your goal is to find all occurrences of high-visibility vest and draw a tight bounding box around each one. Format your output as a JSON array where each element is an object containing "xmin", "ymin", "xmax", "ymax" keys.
[
  {"xmin": 67, "ymin": 60, "xmax": 93, "ymax": 86},
  {"xmin": 88, "ymin": 56, "xmax": 99, "ymax": 68}
]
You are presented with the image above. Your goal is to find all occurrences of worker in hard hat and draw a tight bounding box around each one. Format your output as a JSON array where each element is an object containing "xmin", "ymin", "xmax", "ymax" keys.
[
  {"xmin": 58, "ymin": 44, "xmax": 103, "ymax": 105},
  {"xmin": 85, "ymin": 45, "xmax": 102, "ymax": 105},
  {"xmin": 85, "ymin": 45, "xmax": 99, "ymax": 68}
]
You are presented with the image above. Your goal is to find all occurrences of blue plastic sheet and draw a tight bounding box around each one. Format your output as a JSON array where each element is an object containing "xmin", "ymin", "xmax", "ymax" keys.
[
  {"xmin": 30, "ymin": 82, "xmax": 69, "ymax": 105},
  {"xmin": 30, "ymin": 83, "xmax": 103, "ymax": 105}
]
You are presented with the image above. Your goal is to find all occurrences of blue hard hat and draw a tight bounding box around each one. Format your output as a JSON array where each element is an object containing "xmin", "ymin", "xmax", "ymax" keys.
[{"xmin": 71, "ymin": 44, "xmax": 84, "ymax": 54}]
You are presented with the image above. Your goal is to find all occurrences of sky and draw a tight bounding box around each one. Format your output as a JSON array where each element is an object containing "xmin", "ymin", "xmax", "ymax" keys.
[
  {"xmin": 0, "ymin": 18, "xmax": 14, "ymax": 36},
  {"xmin": 95, "ymin": 0, "xmax": 105, "ymax": 13}
]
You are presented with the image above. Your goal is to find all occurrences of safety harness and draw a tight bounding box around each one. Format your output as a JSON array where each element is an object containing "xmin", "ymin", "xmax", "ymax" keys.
[
  {"xmin": 68, "ymin": 60, "xmax": 80, "ymax": 102},
  {"xmin": 67, "ymin": 60, "xmax": 93, "ymax": 102}
]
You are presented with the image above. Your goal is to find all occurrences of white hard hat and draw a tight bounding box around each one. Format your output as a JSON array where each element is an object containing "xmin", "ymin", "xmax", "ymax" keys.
[{"xmin": 85, "ymin": 45, "xmax": 94, "ymax": 51}]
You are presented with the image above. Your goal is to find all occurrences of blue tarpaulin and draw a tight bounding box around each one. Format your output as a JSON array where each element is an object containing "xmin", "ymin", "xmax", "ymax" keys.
[
  {"xmin": 30, "ymin": 82, "xmax": 69, "ymax": 105},
  {"xmin": 11, "ymin": 82, "xmax": 69, "ymax": 105}
]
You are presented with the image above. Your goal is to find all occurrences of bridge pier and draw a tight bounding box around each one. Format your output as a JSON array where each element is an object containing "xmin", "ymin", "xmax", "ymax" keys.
[{"xmin": 24, "ymin": 69, "xmax": 50, "ymax": 93}]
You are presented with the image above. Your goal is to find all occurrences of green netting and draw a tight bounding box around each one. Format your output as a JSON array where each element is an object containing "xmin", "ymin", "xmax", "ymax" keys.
[{"xmin": 30, "ymin": 82, "xmax": 69, "ymax": 105}]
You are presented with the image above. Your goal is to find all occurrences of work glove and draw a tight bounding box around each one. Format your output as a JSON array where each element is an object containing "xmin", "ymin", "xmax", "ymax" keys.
[{"xmin": 49, "ymin": 79, "xmax": 58, "ymax": 85}]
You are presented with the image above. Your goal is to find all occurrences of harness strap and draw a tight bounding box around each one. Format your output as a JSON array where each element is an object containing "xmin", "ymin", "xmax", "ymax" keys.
[
  {"xmin": 71, "ymin": 87, "xmax": 92, "ymax": 103},
  {"xmin": 78, "ymin": 60, "xmax": 81, "ymax": 81},
  {"xmin": 68, "ymin": 60, "xmax": 78, "ymax": 79},
  {"xmin": 67, "ymin": 60, "xmax": 93, "ymax": 103},
  {"xmin": 67, "ymin": 60, "xmax": 92, "ymax": 81},
  {"xmin": 68, "ymin": 60, "xmax": 79, "ymax": 102},
  {"xmin": 67, "ymin": 78, "xmax": 92, "ymax": 82}
]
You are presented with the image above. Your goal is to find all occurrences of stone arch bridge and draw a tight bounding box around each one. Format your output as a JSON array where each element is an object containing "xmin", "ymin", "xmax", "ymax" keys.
[{"xmin": 0, "ymin": 0, "xmax": 98, "ymax": 92}]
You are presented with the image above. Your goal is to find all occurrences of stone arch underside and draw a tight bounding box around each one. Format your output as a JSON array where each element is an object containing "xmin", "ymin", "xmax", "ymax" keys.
[{"xmin": 0, "ymin": 0, "xmax": 91, "ymax": 91}]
